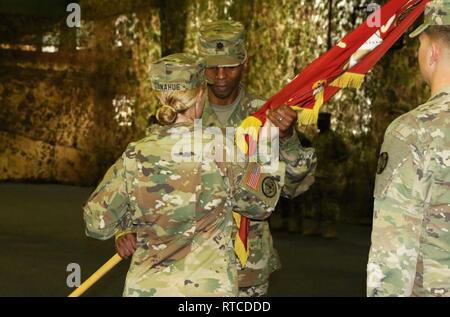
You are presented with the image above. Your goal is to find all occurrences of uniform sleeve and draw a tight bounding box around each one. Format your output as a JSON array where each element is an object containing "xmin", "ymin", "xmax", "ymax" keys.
[
  {"xmin": 83, "ymin": 153, "xmax": 132, "ymax": 241},
  {"xmin": 233, "ymin": 161, "xmax": 284, "ymax": 220},
  {"xmin": 280, "ymin": 130, "xmax": 317, "ymax": 199},
  {"xmin": 367, "ymin": 128, "xmax": 430, "ymax": 297}
]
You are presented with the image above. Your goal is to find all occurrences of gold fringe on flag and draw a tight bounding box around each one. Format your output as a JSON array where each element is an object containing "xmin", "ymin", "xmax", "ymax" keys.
[
  {"xmin": 296, "ymin": 80, "xmax": 325, "ymax": 126},
  {"xmin": 297, "ymin": 102, "xmax": 321, "ymax": 126},
  {"xmin": 294, "ymin": 72, "xmax": 366, "ymax": 126},
  {"xmin": 330, "ymin": 72, "xmax": 365, "ymax": 89}
]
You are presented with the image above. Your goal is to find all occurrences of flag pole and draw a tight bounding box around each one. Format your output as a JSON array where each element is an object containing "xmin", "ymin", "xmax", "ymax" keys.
[{"xmin": 68, "ymin": 253, "xmax": 123, "ymax": 297}]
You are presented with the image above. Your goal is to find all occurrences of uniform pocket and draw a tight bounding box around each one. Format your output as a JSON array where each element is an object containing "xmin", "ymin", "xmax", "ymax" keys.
[{"xmin": 429, "ymin": 147, "xmax": 450, "ymax": 205}]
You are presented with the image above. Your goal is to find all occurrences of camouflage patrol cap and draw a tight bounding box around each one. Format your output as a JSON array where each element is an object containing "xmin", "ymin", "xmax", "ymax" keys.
[
  {"xmin": 150, "ymin": 53, "xmax": 206, "ymax": 91},
  {"xmin": 410, "ymin": 0, "xmax": 450, "ymax": 38},
  {"xmin": 198, "ymin": 20, "xmax": 247, "ymax": 67}
]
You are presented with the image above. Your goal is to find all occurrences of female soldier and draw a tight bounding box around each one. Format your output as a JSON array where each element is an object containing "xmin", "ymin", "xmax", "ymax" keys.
[{"xmin": 83, "ymin": 53, "xmax": 283, "ymax": 297}]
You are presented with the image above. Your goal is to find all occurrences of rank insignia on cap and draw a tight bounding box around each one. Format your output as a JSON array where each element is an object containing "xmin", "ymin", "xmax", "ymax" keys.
[
  {"xmin": 262, "ymin": 177, "xmax": 277, "ymax": 198},
  {"xmin": 216, "ymin": 42, "xmax": 224, "ymax": 50},
  {"xmin": 377, "ymin": 152, "xmax": 389, "ymax": 175}
]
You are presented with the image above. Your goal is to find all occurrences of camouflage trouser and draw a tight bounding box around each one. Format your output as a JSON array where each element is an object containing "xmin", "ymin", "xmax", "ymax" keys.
[
  {"xmin": 238, "ymin": 281, "xmax": 269, "ymax": 297},
  {"xmin": 271, "ymin": 196, "xmax": 306, "ymax": 232}
]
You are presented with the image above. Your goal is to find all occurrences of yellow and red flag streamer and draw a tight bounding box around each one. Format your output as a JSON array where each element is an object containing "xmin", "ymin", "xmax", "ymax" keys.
[{"xmin": 234, "ymin": 0, "xmax": 429, "ymax": 267}]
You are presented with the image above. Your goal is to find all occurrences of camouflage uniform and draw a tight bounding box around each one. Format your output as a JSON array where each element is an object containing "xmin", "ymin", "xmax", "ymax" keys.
[
  {"xmin": 198, "ymin": 21, "xmax": 317, "ymax": 296},
  {"xmin": 271, "ymin": 132, "xmax": 314, "ymax": 233},
  {"xmin": 367, "ymin": 87, "xmax": 450, "ymax": 297},
  {"xmin": 368, "ymin": 2, "xmax": 450, "ymax": 296},
  {"xmin": 83, "ymin": 54, "xmax": 284, "ymax": 297},
  {"xmin": 202, "ymin": 88, "xmax": 316, "ymax": 297}
]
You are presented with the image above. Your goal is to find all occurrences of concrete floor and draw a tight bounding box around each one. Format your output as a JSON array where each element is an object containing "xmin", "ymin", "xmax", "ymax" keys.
[{"xmin": 0, "ymin": 183, "xmax": 372, "ymax": 297}]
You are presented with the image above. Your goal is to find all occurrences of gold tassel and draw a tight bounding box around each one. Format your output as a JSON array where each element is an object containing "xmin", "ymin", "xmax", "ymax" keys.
[
  {"xmin": 236, "ymin": 116, "xmax": 262, "ymax": 154},
  {"xmin": 233, "ymin": 212, "xmax": 249, "ymax": 267},
  {"xmin": 295, "ymin": 73, "xmax": 365, "ymax": 125},
  {"xmin": 296, "ymin": 80, "xmax": 325, "ymax": 126},
  {"xmin": 330, "ymin": 72, "xmax": 365, "ymax": 89}
]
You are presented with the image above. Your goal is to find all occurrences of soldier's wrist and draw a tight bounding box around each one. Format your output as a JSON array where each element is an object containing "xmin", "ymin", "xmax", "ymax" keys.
[{"xmin": 115, "ymin": 229, "xmax": 135, "ymax": 242}]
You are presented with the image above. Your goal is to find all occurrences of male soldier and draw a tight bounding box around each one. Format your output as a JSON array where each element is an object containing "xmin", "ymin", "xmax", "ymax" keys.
[
  {"xmin": 367, "ymin": 0, "xmax": 450, "ymax": 297},
  {"xmin": 198, "ymin": 20, "xmax": 316, "ymax": 296},
  {"xmin": 304, "ymin": 112, "xmax": 348, "ymax": 238}
]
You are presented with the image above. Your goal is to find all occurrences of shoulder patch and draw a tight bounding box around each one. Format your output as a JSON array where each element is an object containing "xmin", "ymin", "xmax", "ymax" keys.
[
  {"xmin": 262, "ymin": 177, "xmax": 277, "ymax": 198},
  {"xmin": 239, "ymin": 162, "xmax": 281, "ymax": 207},
  {"xmin": 374, "ymin": 135, "xmax": 412, "ymax": 199}
]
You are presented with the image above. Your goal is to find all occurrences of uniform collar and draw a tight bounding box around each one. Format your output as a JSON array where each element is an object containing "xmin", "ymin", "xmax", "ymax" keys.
[
  {"xmin": 429, "ymin": 85, "xmax": 450, "ymax": 101},
  {"xmin": 203, "ymin": 84, "xmax": 249, "ymax": 128}
]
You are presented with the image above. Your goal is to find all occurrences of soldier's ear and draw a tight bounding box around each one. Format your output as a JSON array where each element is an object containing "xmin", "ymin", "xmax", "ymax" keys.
[{"xmin": 430, "ymin": 41, "xmax": 441, "ymax": 65}]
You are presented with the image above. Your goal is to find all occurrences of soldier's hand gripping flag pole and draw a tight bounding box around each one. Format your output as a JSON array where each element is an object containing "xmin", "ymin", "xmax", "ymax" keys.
[{"xmin": 68, "ymin": 253, "xmax": 122, "ymax": 297}]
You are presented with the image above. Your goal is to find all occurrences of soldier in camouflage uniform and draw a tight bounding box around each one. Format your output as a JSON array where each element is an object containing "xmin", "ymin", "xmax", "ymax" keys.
[
  {"xmin": 197, "ymin": 20, "xmax": 317, "ymax": 297},
  {"xmin": 304, "ymin": 112, "xmax": 348, "ymax": 238},
  {"xmin": 367, "ymin": 0, "xmax": 450, "ymax": 297},
  {"xmin": 83, "ymin": 53, "xmax": 285, "ymax": 297}
]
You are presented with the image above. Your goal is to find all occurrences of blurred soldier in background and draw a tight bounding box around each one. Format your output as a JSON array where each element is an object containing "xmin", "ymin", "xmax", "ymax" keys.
[
  {"xmin": 303, "ymin": 112, "xmax": 348, "ymax": 239},
  {"xmin": 270, "ymin": 131, "xmax": 314, "ymax": 234}
]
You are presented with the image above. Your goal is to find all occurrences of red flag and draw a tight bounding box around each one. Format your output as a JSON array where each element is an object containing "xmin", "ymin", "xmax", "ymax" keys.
[
  {"xmin": 235, "ymin": 0, "xmax": 429, "ymax": 267},
  {"xmin": 238, "ymin": 0, "xmax": 429, "ymax": 143}
]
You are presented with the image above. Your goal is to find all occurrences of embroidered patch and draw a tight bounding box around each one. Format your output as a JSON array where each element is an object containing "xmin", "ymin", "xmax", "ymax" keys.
[
  {"xmin": 246, "ymin": 164, "xmax": 261, "ymax": 190},
  {"xmin": 262, "ymin": 177, "xmax": 277, "ymax": 198}
]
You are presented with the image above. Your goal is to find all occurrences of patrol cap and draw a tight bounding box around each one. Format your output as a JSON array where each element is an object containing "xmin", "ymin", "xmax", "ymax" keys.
[
  {"xmin": 410, "ymin": 0, "xmax": 450, "ymax": 38},
  {"xmin": 150, "ymin": 53, "xmax": 206, "ymax": 92},
  {"xmin": 198, "ymin": 20, "xmax": 247, "ymax": 68}
]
